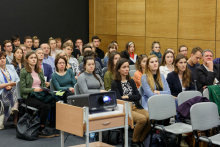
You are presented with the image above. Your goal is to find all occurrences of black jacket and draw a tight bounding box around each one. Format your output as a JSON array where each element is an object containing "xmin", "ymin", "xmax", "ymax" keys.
[
  {"xmin": 72, "ymin": 48, "xmax": 81, "ymax": 59},
  {"xmin": 195, "ymin": 64, "xmax": 220, "ymax": 93},
  {"xmin": 166, "ymin": 71, "xmax": 195, "ymax": 97},
  {"xmin": 95, "ymin": 47, "xmax": 104, "ymax": 59},
  {"xmin": 111, "ymin": 79, "xmax": 143, "ymax": 109}
]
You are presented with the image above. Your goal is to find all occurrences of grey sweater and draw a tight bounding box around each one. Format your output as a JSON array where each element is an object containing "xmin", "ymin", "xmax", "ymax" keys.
[{"xmin": 77, "ymin": 71, "xmax": 104, "ymax": 94}]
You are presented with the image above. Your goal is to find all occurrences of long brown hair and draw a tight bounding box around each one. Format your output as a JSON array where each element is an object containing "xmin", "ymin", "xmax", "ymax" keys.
[
  {"xmin": 114, "ymin": 58, "xmax": 131, "ymax": 81},
  {"xmin": 161, "ymin": 50, "xmax": 175, "ymax": 66},
  {"xmin": 174, "ymin": 54, "xmax": 192, "ymax": 87},
  {"xmin": 135, "ymin": 54, "xmax": 148, "ymax": 73},
  {"xmin": 24, "ymin": 51, "xmax": 41, "ymax": 73},
  {"xmin": 107, "ymin": 51, "xmax": 121, "ymax": 74},
  {"xmin": 107, "ymin": 43, "xmax": 117, "ymax": 58},
  {"xmin": 144, "ymin": 55, "xmax": 163, "ymax": 91},
  {"xmin": 12, "ymin": 47, "xmax": 25, "ymax": 67},
  {"xmin": 83, "ymin": 57, "xmax": 102, "ymax": 87},
  {"xmin": 125, "ymin": 41, "xmax": 135, "ymax": 53}
]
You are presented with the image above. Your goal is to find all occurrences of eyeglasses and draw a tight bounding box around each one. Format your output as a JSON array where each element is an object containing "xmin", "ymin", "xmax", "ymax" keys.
[{"xmin": 180, "ymin": 50, "xmax": 188, "ymax": 52}]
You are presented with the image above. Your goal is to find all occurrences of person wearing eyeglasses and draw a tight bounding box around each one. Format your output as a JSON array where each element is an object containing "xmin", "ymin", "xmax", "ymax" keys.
[
  {"xmin": 3, "ymin": 40, "xmax": 13, "ymax": 63},
  {"xmin": 149, "ymin": 41, "xmax": 162, "ymax": 65},
  {"xmin": 179, "ymin": 45, "xmax": 188, "ymax": 57}
]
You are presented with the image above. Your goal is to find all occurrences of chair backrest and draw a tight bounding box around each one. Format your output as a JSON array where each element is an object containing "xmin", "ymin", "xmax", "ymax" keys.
[
  {"xmin": 129, "ymin": 70, "xmax": 136, "ymax": 77},
  {"xmin": 177, "ymin": 91, "xmax": 202, "ymax": 106},
  {"xmin": 190, "ymin": 102, "xmax": 220, "ymax": 131},
  {"xmin": 101, "ymin": 59, "xmax": 104, "ymax": 65},
  {"xmin": 147, "ymin": 94, "xmax": 176, "ymax": 120},
  {"xmin": 74, "ymin": 83, "xmax": 81, "ymax": 95},
  {"xmin": 16, "ymin": 81, "xmax": 22, "ymax": 99},
  {"xmin": 102, "ymin": 67, "xmax": 108, "ymax": 77},
  {"xmin": 50, "ymin": 79, "xmax": 56, "ymax": 91},
  {"xmin": 138, "ymin": 86, "xmax": 144, "ymax": 96},
  {"xmin": 203, "ymin": 88, "xmax": 209, "ymax": 99},
  {"xmin": 129, "ymin": 65, "xmax": 136, "ymax": 71}
]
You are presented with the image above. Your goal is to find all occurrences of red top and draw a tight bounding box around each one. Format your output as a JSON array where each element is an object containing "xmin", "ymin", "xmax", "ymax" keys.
[{"xmin": 129, "ymin": 52, "xmax": 134, "ymax": 59}]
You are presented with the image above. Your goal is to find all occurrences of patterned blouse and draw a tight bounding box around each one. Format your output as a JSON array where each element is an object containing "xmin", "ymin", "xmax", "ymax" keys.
[
  {"xmin": 11, "ymin": 63, "xmax": 24, "ymax": 76},
  {"xmin": 69, "ymin": 62, "xmax": 80, "ymax": 76},
  {"xmin": 121, "ymin": 80, "xmax": 133, "ymax": 96}
]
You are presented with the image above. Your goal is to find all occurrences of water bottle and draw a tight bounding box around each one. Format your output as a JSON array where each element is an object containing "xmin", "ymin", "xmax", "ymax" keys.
[{"xmin": 89, "ymin": 133, "xmax": 96, "ymax": 142}]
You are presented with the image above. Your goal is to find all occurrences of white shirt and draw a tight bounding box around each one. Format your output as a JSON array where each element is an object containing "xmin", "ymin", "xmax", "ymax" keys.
[
  {"xmin": 179, "ymin": 79, "xmax": 186, "ymax": 91},
  {"xmin": 203, "ymin": 64, "xmax": 219, "ymax": 84},
  {"xmin": 159, "ymin": 65, "xmax": 174, "ymax": 79}
]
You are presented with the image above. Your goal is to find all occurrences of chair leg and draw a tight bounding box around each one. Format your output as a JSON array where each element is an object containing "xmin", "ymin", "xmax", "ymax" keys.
[
  {"xmin": 120, "ymin": 128, "xmax": 124, "ymax": 147},
  {"xmin": 162, "ymin": 131, "xmax": 168, "ymax": 147},
  {"xmin": 177, "ymin": 134, "xmax": 182, "ymax": 147},
  {"xmin": 195, "ymin": 139, "xmax": 199, "ymax": 147}
]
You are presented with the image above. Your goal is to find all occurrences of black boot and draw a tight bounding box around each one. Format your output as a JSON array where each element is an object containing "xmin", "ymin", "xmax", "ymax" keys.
[
  {"xmin": 139, "ymin": 141, "xmax": 145, "ymax": 147},
  {"xmin": 130, "ymin": 140, "xmax": 140, "ymax": 147}
]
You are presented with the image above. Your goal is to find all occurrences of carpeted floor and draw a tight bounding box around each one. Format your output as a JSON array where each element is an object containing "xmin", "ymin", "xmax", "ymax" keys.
[{"xmin": 0, "ymin": 120, "xmax": 132, "ymax": 147}]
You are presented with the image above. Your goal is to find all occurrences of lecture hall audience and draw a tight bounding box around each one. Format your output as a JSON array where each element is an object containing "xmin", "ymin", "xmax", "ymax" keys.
[
  {"xmin": 55, "ymin": 38, "xmax": 62, "ymax": 50},
  {"xmin": 32, "ymin": 36, "xmax": 40, "ymax": 50},
  {"xmin": 48, "ymin": 37, "xmax": 57, "ymax": 58},
  {"xmin": 103, "ymin": 43, "xmax": 117, "ymax": 67},
  {"xmin": 11, "ymin": 47, "xmax": 25, "ymax": 76},
  {"xmin": 126, "ymin": 41, "xmax": 138, "ymax": 65},
  {"xmin": 149, "ymin": 41, "xmax": 162, "ymax": 65},
  {"xmin": 41, "ymin": 43, "xmax": 55, "ymax": 73},
  {"xmin": 3, "ymin": 40, "xmax": 13, "ymax": 63},
  {"xmin": 24, "ymin": 36, "xmax": 33, "ymax": 53},
  {"xmin": 92, "ymin": 36, "xmax": 104, "ymax": 59},
  {"xmin": 179, "ymin": 45, "xmax": 188, "ymax": 57},
  {"xmin": 11, "ymin": 35, "xmax": 20, "ymax": 50},
  {"xmin": 62, "ymin": 42, "xmax": 79, "ymax": 65}
]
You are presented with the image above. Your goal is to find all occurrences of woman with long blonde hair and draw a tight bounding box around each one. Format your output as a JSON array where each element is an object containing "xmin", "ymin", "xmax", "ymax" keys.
[{"xmin": 141, "ymin": 55, "xmax": 171, "ymax": 111}]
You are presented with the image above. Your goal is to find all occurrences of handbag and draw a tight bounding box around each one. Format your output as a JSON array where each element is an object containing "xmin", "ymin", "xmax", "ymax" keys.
[
  {"xmin": 102, "ymin": 130, "xmax": 120, "ymax": 145},
  {"xmin": 0, "ymin": 100, "xmax": 5, "ymax": 130},
  {"xmin": 16, "ymin": 106, "xmax": 40, "ymax": 141}
]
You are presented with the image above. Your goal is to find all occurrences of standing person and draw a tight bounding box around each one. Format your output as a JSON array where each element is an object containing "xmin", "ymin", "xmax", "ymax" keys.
[
  {"xmin": 35, "ymin": 48, "xmax": 53, "ymax": 87},
  {"xmin": 167, "ymin": 54, "xmax": 195, "ymax": 98},
  {"xmin": 150, "ymin": 41, "xmax": 162, "ymax": 65},
  {"xmin": 111, "ymin": 58, "xmax": 151, "ymax": 147},
  {"xmin": 55, "ymin": 38, "xmax": 62, "ymax": 50},
  {"xmin": 77, "ymin": 57, "xmax": 106, "ymax": 94},
  {"xmin": 41, "ymin": 43, "xmax": 55, "ymax": 73},
  {"xmin": 52, "ymin": 56, "xmax": 76, "ymax": 103},
  {"xmin": 32, "ymin": 36, "xmax": 40, "ymax": 50},
  {"xmin": 103, "ymin": 43, "xmax": 117, "ymax": 67},
  {"xmin": 126, "ymin": 42, "xmax": 138, "ymax": 65},
  {"xmin": 20, "ymin": 51, "xmax": 57, "ymax": 138},
  {"xmin": 24, "ymin": 36, "xmax": 33, "ymax": 53},
  {"xmin": 0, "ymin": 51, "xmax": 20, "ymax": 127},
  {"xmin": 62, "ymin": 42, "xmax": 78, "ymax": 65},
  {"xmin": 187, "ymin": 46, "xmax": 203, "ymax": 79},
  {"xmin": 104, "ymin": 51, "xmax": 121, "ymax": 91},
  {"xmin": 159, "ymin": 50, "xmax": 175, "ymax": 78},
  {"xmin": 11, "ymin": 47, "xmax": 25, "ymax": 76},
  {"xmin": 133, "ymin": 54, "xmax": 148, "ymax": 89},
  {"xmin": 179, "ymin": 45, "xmax": 188, "ymax": 57},
  {"xmin": 3, "ymin": 40, "xmax": 13, "ymax": 63},
  {"xmin": 92, "ymin": 36, "xmax": 104, "ymax": 59},
  {"xmin": 19, "ymin": 44, "xmax": 27, "ymax": 56},
  {"xmin": 48, "ymin": 37, "xmax": 57, "ymax": 58},
  {"xmin": 11, "ymin": 35, "xmax": 20, "ymax": 50},
  {"xmin": 75, "ymin": 39, "xmax": 83, "ymax": 55},
  {"xmin": 141, "ymin": 55, "xmax": 171, "ymax": 111}
]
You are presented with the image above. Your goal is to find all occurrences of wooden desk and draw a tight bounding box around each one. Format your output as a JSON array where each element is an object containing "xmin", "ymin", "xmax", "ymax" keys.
[{"xmin": 56, "ymin": 100, "xmax": 130, "ymax": 147}]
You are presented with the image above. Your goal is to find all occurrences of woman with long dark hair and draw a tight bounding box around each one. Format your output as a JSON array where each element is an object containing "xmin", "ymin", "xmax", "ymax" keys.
[{"xmin": 11, "ymin": 47, "xmax": 25, "ymax": 76}]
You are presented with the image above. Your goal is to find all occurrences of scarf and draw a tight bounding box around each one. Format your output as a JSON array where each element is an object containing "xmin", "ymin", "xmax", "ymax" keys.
[
  {"xmin": 0, "ymin": 67, "xmax": 11, "ymax": 83},
  {"xmin": 151, "ymin": 51, "xmax": 162, "ymax": 58}
]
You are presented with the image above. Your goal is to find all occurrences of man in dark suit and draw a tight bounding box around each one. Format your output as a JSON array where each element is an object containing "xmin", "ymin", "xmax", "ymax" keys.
[
  {"xmin": 195, "ymin": 49, "xmax": 220, "ymax": 92},
  {"xmin": 35, "ymin": 48, "xmax": 53, "ymax": 87}
]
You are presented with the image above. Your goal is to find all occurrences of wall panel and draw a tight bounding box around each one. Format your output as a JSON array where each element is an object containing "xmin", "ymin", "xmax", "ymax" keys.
[
  {"xmin": 146, "ymin": 38, "xmax": 178, "ymax": 56},
  {"xmin": 117, "ymin": 0, "xmax": 145, "ymax": 36},
  {"xmin": 146, "ymin": 0, "xmax": 178, "ymax": 38},
  {"xmin": 216, "ymin": 41, "xmax": 220, "ymax": 58},
  {"xmin": 94, "ymin": 0, "xmax": 116, "ymax": 35},
  {"xmin": 178, "ymin": 0, "xmax": 216, "ymax": 40},
  {"xmin": 89, "ymin": 0, "xmax": 94, "ymax": 34},
  {"xmin": 216, "ymin": 0, "xmax": 220, "ymax": 40},
  {"xmin": 117, "ymin": 36, "xmax": 145, "ymax": 55}
]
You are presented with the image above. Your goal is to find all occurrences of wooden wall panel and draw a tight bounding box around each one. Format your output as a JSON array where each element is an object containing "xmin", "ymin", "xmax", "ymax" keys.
[
  {"xmin": 117, "ymin": 0, "xmax": 145, "ymax": 36},
  {"xmin": 178, "ymin": 39, "xmax": 215, "ymax": 59},
  {"xmin": 145, "ymin": 38, "xmax": 178, "ymax": 56},
  {"xmin": 89, "ymin": 0, "xmax": 94, "ymax": 34},
  {"xmin": 117, "ymin": 36, "xmax": 145, "ymax": 55},
  {"xmin": 146, "ymin": 0, "xmax": 178, "ymax": 38},
  {"xmin": 178, "ymin": 0, "xmax": 216, "ymax": 40},
  {"xmin": 95, "ymin": 34, "xmax": 117, "ymax": 54},
  {"xmin": 216, "ymin": 41, "xmax": 220, "ymax": 58},
  {"xmin": 94, "ymin": 0, "xmax": 116, "ymax": 35},
  {"xmin": 216, "ymin": 0, "xmax": 220, "ymax": 40}
]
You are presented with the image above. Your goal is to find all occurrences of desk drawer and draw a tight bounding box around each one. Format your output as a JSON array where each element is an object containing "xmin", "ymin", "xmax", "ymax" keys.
[{"xmin": 89, "ymin": 116, "xmax": 124, "ymax": 131}]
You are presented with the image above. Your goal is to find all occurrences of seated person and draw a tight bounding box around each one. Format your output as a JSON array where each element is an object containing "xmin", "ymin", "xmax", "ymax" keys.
[
  {"xmin": 103, "ymin": 43, "xmax": 117, "ymax": 67},
  {"xmin": 104, "ymin": 51, "xmax": 121, "ymax": 91},
  {"xmin": 55, "ymin": 50, "xmax": 80, "ymax": 78},
  {"xmin": 165, "ymin": 48, "xmax": 175, "ymax": 55},
  {"xmin": 78, "ymin": 51, "xmax": 103, "ymax": 78},
  {"xmin": 133, "ymin": 54, "xmax": 148, "ymax": 89},
  {"xmin": 48, "ymin": 37, "xmax": 57, "ymax": 58},
  {"xmin": 35, "ymin": 48, "xmax": 53, "ymax": 87},
  {"xmin": 78, "ymin": 44, "xmax": 93, "ymax": 64},
  {"xmin": 150, "ymin": 42, "xmax": 162, "ymax": 65},
  {"xmin": 111, "ymin": 58, "xmax": 150, "ymax": 147},
  {"xmin": 20, "ymin": 51, "xmax": 57, "ymax": 138},
  {"xmin": 62, "ymin": 42, "xmax": 78, "ymax": 65},
  {"xmin": 11, "ymin": 47, "xmax": 25, "ymax": 76},
  {"xmin": 0, "ymin": 51, "xmax": 19, "ymax": 127},
  {"xmin": 126, "ymin": 42, "xmax": 138, "ymax": 65},
  {"xmin": 51, "ymin": 56, "xmax": 76, "ymax": 103},
  {"xmin": 20, "ymin": 44, "xmax": 27, "ymax": 56},
  {"xmin": 195, "ymin": 49, "xmax": 220, "ymax": 92},
  {"xmin": 167, "ymin": 54, "xmax": 195, "ymax": 97},
  {"xmin": 77, "ymin": 57, "xmax": 106, "ymax": 94},
  {"xmin": 159, "ymin": 50, "xmax": 174, "ymax": 78},
  {"xmin": 41, "ymin": 43, "xmax": 55, "ymax": 72},
  {"xmin": 141, "ymin": 55, "xmax": 171, "ymax": 111}
]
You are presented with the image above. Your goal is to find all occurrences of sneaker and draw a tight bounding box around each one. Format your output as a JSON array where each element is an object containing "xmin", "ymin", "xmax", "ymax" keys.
[
  {"xmin": 53, "ymin": 129, "xmax": 60, "ymax": 137},
  {"xmin": 130, "ymin": 140, "xmax": 140, "ymax": 147},
  {"xmin": 38, "ymin": 128, "xmax": 55, "ymax": 138}
]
